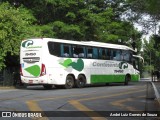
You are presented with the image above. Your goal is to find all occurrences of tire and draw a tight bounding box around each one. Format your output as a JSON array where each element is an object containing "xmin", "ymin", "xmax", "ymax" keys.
[
  {"xmin": 105, "ymin": 83, "xmax": 110, "ymax": 86},
  {"xmin": 75, "ymin": 75, "xmax": 86, "ymax": 88},
  {"xmin": 64, "ymin": 75, "xmax": 75, "ymax": 89},
  {"xmin": 124, "ymin": 75, "xmax": 130, "ymax": 85},
  {"xmin": 18, "ymin": 83, "xmax": 27, "ymax": 89},
  {"xmin": 43, "ymin": 85, "xmax": 53, "ymax": 89}
]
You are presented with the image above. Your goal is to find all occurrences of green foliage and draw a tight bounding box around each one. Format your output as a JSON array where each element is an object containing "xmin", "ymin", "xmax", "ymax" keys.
[
  {"xmin": 0, "ymin": 2, "xmax": 41, "ymax": 70},
  {"xmin": 0, "ymin": 0, "xmax": 143, "ymax": 70},
  {"xmin": 143, "ymin": 35, "xmax": 160, "ymax": 71},
  {"xmin": 52, "ymin": 21, "xmax": 82, "ymax": 40},
  {"xmin": 127, "ymin": 0, "xmax": 160, "ymax": 34}
]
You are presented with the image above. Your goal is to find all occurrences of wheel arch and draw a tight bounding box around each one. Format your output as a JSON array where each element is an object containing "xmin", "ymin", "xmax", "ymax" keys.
[
  {"xmin": 126, "ymin": 73, "xmax": 131, "ymax": 81},
  {"xmin": 67, "ymin": 73, "xmax": 76, "ymax": 81}
]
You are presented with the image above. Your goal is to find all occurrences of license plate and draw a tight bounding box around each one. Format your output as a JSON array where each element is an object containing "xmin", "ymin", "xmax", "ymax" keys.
[{"xmin": 29, "ymin": 80, "xmax": 33, "ymax": 84}]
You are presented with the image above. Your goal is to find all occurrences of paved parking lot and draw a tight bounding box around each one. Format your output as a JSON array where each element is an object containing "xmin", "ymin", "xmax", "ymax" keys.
[{"xmin": 0, "ymin": 81, "xmax": 159, "ymax": 120}]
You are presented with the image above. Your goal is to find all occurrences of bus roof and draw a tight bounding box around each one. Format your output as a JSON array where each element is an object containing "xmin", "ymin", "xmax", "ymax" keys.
[
  {"xmin": 83, "ymin": 41, "xmax": 135, "ymax": 51},
  {"xmin": 26, "ymin": 38, "xmax": 135, "ymax": 52}
]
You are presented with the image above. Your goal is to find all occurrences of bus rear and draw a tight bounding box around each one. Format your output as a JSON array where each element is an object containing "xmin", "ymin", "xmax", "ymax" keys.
[{"xmin": 20, "ymin": 38, "xmax": 47, "ymax": 85}]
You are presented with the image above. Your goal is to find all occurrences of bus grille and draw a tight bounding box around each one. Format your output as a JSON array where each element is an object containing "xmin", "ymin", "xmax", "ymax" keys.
[{"xmin": 23, "ymin": 57, "xmax": 40, "ymax": 63}]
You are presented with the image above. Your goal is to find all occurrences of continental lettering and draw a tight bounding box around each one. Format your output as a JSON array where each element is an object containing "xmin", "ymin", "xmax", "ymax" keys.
[{"xmin": 93, "ymin": 62, "xmax": 119, "ymax": 67}]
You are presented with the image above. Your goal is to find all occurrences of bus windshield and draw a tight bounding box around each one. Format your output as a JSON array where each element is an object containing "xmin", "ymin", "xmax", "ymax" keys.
[{"xmin": 132, "ymin": 55, "xmax": 144, "ymax": 70}]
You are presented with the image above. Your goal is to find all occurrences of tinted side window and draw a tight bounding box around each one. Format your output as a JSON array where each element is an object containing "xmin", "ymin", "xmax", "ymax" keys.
[
  {"xmin": 61, "ymin": 44, "xmax": 71, "ymax": 57},
  {"xmin": 86, "ymin": 47, "xmax": 93, "ymax": 58},
  {"xmin": 92, "ymin": 47, "xmax": 98, "ymax": 59},
  {"xmin": 110, "ymin": 49, "xmax": 116, "ymax": 60},
  {"xmin": 72, "ymin": 45, "xmax": 85, "ymax": 58},
  {"xmin": 115, "ymin": 50, "xmax": 122, "ymax": 61},
  {"xmin": 48, "ymin": 42, "xmax": 60, "ymax": 56},
  {"xmin": 106, "ymin": 49, "xmax": 111, "ymax": 60},
  {"xmin": 111, "ymin": 49, "xmax": 122, "ymax": 61},
  {"xmin": 122, "ymin": 50, "xmax": 132, "ymax": 63},
  {"xmin": 99, "ymin": 48, "xmax": 106, "ymax": 59}
]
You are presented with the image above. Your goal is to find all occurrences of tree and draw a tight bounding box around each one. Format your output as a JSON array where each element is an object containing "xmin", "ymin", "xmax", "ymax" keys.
[
  {"xmin": 0, "ymin": 0, "xmax": 143, "ymax": 70},
  {"xmin": 4, "ymin": 0, "xmax": 142, "ymax": 44},
  {"xmin": 127, "ymin": 0, "xmax": 160, "ymax": 35},
  {"xmin": 143, "ymin": 38, "xmax": 155, "ymax": 73},
  {"xmin": 125, "ymin": 0, "xmax": 160, "ymax": 76},
  {"xmin": 0, "ymin": 2, "xmax": 41, "ymax": 70},
  {"xmin": 142, "ymin": 34, "xmax": 160, "ymax": 77}
]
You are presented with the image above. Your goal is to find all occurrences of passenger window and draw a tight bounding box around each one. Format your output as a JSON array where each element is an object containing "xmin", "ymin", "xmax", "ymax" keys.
[
  {"xmin": 99, "ymin": 48, "xmax": 106, "ymax": 59},
  {"xmin": 122, "ymin": 50, "xmax": 131, "ymax": 62},
  {"xmin": 102, "ymin": 49, "xmax": 106, "ymax": 59},
  {"xmin": 113, "ymin": 50, "xmax": 122, "ymax": 61},
  {"xmin": 106, "ymin": 49, "xmax": 111, "ymax": 60},
  {"xmin": 86, "ymin": 47, "xmax": 92, "ymax": 58},
  {"xmin": 92, "ymin": 47, "xmax": 98, "ymax": 59},
  {"xmin": 61, "ymin": 44, "xmax": 71, "ymax": 57},
  {"xmin": 110, "ymin": 49, "xmax": 116, "ymax": 60},
  {"xmin": 72, "ymin": 45, "xmax": 85, "ymax": 58},
  {"xmin": 48, "ymin": 42, "xmax": 60, "ymax": 56}
]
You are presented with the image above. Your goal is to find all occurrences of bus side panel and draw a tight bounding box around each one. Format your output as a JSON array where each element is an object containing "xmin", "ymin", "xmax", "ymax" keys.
[
  {"xmin": 42, "ymin": 43, "xmax": 63, "ymax": 85},
  {"xmin": 51, "ymin": 58, "xmax": 91, "ymax": 85},
  {"xmin": 47, "ymin": 67, "xmax": 66, "ymax": 84},
  {"xmin": 90, "ymin": 60, "xmax": 114, "ymax": 84},
  {"xmin": 90, "ymin": 75, "xmax": 127, "ymax": 84},
  {"xmin": 45, "ymin": 58, "xmax": 91, "ymax": 85},
  {"xmin": 81, "ymin": 59, "xmax": 91, "ymax": 84},
  {"xmin": 89, "ymin": 60, "xmax": 135, "ymax": 84},
  {"xmin": 131, "ymin": 74, "xmax": 140, "ymax": 82}
]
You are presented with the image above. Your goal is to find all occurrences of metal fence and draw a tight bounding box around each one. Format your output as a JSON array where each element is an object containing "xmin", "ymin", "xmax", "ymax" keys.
[{"xmin": 0, "ymin": 67, "xmax": 21, "ymax": 86}]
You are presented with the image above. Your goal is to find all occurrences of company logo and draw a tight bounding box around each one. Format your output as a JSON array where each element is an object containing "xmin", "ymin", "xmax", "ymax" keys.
[
  {"xmin": 2, "ymin": 112, "xmax": 11, "ymax": 117},
  {"xmin": 119, "ymin": 62, "xmax": 128, "ymax": 69},
  {"xmin": 59, "ymin": 58, "xmax": 84, "ymax": 72},
  {"xmin": 22, "ymin": 40, "xmax": 34, "ymax": 48}
]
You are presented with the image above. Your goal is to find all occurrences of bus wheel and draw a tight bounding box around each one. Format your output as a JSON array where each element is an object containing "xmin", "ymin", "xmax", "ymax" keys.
[
  {"xmin": 75, "ymin": 75, "xmax": 86, "ymax": 88},
  {"xmin": 124, "ymin": 75, "xmax": 130, "ymax": 85},
  {"xmin": 105, "ymin": 83, "xmax": 110, "ymax": 86},
  {"xmin": 43, "ymin": 85, "xmax": 53, "ymax": 89},
  {"xmin": 64, "ymin": 75, "xmax": 75, "ymax": 89}
]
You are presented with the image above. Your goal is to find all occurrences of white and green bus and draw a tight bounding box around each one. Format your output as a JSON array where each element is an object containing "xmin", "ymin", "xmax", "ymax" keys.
[{"xmin": 20, "ymin": 38, "xmax": 143, "ymax": 89}]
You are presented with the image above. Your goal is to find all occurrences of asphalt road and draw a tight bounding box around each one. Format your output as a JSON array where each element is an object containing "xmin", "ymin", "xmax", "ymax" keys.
[{"xmin": 0, "ymin": 81, "xmax": 159, "ymax": 120}]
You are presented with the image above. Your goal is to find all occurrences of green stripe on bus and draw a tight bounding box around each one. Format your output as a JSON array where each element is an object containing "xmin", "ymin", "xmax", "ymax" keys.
[
  {"xmin": 91, "ymin": 74, "xmax": 139, "ymax": 84},
  {"xmin": 131, "ymin": 74, "xmax": 140, "ymax": 81}
]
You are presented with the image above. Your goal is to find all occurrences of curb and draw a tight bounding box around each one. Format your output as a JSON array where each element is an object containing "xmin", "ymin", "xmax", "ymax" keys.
[
  {"xmin": 151, "ymin": 82, "xmax": 160, "ymax": 106},
  {"xmin": 0, "ymin": 85, "xmax": 26, "ymax": 89},
  {"xmin": 0, "ymin": 86, "xmax": 16, "ymax": 89}
]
